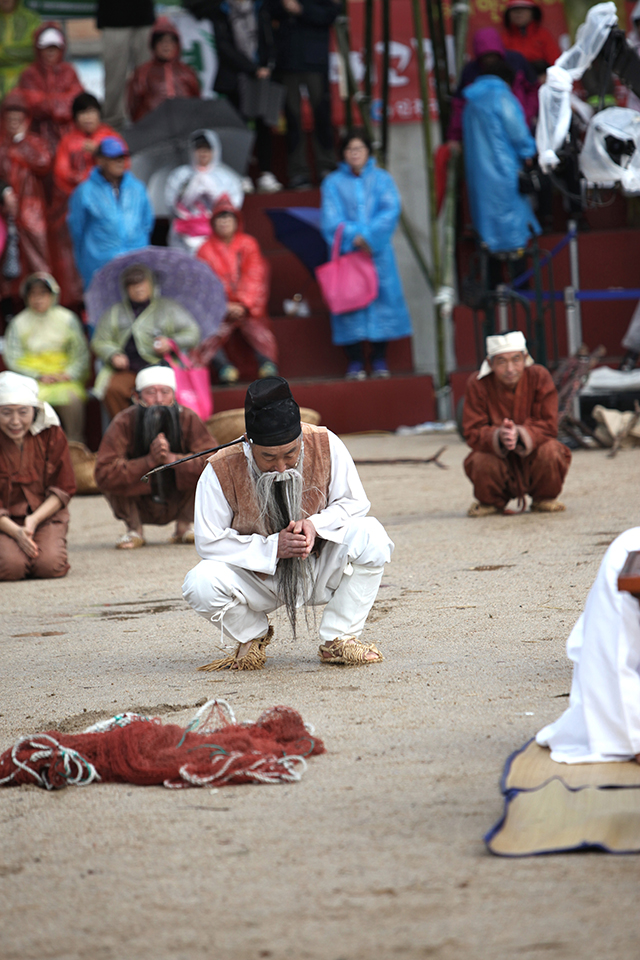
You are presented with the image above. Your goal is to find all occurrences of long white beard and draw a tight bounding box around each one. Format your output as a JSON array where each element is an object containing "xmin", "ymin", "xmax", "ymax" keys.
[{"xmin": 247, "ymin": 444, "xmax": 313, "ymax": 637}]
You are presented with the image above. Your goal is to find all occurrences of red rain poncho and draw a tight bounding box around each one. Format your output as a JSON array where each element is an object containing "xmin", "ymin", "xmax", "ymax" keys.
[
  {"xmin": 127, "ymin": 17, "xmax": 200, "ymax": 123},
  {"xmin": 17, "ymin": 22, "xmax": 83, "ymax": 153},
  {"xmin": 195, "ymin": 194, "xmax": 277, "ymax": 365},
  {"xmin": 0, "ymin": 91, "xmax": 52, "ymax": 297},
  {"xmin": 53, "ymin": 122, "xmax": 123, "ymax": 197}
]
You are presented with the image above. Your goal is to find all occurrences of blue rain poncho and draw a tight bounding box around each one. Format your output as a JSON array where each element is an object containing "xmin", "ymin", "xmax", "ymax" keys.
[
  {"xmin": 67, "ymin": 167, "xmax": 155, "ymax": 288},
  {"xmin": 320, "ymin": 158, "xmax": 412, "ymax": 345},
  {"xmin": 462, "ymin": 75, "xmax": 540, "ymax": 254}
]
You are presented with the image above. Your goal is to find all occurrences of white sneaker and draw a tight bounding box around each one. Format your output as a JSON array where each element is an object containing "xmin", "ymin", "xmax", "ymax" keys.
[
  {"xmin": 257, "ymin": 171, "xmax": 283, "ymax": 193},
  {"xmin": 241, "ymin": 176, "xmax": 255, "ymax": 194}
]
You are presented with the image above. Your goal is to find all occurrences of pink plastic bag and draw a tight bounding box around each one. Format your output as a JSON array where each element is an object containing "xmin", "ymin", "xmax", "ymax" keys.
[
  {"xmin": 315, "ymin": 223, "xmax": 378, "ymax": 315},
  {"xmin": 166, "ymin": 343, "xmax": 213, "ymax": 422}
]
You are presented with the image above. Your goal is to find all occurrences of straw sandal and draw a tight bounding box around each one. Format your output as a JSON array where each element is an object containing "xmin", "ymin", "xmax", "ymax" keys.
[
  {"xmin": 169, "ymin": 528, "xmax": 195, "ymax": 544},
  {"xmin": 467, "ymin": 502, "xmax": 501, "ymax": 518},
  {"xmin": 531, "ymin": 500, "xmax": 566, "ymax": 513},
  {"xmin": 318, "ymin": 635, "xmax": 384, "ymax": 665},
  {"xmin": 198, "ymin": 626, "xmax": 273, "ymax": 672},
  {"xmin": 115, "ymin": 531, "xmax": 146, "ymax": 549}
]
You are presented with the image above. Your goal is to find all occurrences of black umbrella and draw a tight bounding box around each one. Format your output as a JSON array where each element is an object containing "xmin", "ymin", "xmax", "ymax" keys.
[{"xmin": 125, "ymin": 98, "xmax": 247, "ymax": 153}]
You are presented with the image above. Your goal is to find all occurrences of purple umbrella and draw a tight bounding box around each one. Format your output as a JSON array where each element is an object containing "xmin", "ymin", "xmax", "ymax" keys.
[{"xmin": 85, "ymin": 247, "xmax": 227, "ymax": 340}]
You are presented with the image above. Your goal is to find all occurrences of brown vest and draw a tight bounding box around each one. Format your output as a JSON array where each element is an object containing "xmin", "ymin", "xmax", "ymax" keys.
[{"xmin": 209, "ymin": 423, "xmax": 331, "ymax": 535}]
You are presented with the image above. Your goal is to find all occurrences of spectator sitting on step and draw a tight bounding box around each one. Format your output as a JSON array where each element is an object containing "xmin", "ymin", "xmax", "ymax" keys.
[
  {"xmin": 67, "ymin": 136, "xmax": 154, "ymax": 289},
  {"xmin": 17, "ymin": 23, "xmax": 83, "ymax": 153},
  {"xmin": 165, "ymin": 129, "xmax": 244, "ymax": 255},
  {"xmin": 90, "ymin": 263, "xmax": 201, "ymax": 420},
  {"xmin": 194, "ymin": 194, "xmax": 278, "ymax": 384},
  {"xmin": 127, "ymin": 17, "xmax": 201, "ymax": 124},
  {"xmin": 320, "ymin": 128, "xmax": 412, "ymax": 380},
  {"xmin": 3, "ymin": 272, "xmax": 89, "ymax": 442},
  {"xmin": 54, "ymin": 93, "xmax": 123, "ymax": 197}
]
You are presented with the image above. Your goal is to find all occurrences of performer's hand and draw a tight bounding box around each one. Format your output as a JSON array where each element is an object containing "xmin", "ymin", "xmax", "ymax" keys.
[
  {"xmin": 111, "ymin": 353, "xmax": 129, "ymax": 370},
  {"xmin": 277, "ymin": 521, "xmax": 313, "ymax": 559},
  {"xmin": 282, "ymin": 0, "xmax": 302, "ymax": 13},
  {"xmin": 15, "ymin": 526, "xmax": 38, "ymax": 559},
  {"xmin": 498, "ymin": 417, "xmax": 518, "ymax": 451},
  {"xmin": 256, "ymin": 67, "xmax": 271, "ymax": 79},
  {"xmin": 292, "ymin": 519, "xmax": 316, "ymax": 556},
  {"xmin": 149, "ymin": 432, "xmax": 171, "ymax": 465}
]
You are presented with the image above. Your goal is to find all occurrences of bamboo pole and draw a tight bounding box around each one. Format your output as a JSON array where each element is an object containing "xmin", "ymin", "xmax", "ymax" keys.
[
  {"xmin": 453, "ymin": 0, "xmax": 470, "ymax": 78},
  {"xmin": 363, "ymin": 0, "xmax": 373, "ymax": 105},
  {"xmin": 410, "ymin": 0, "xmax": 446, "ymax": 393},
  {"xmin": 333, "ymin": 13, "xmax": 434, "ymax": 289},
  {"xmin": 380, "ymin": 0, "xmax": 390, "ymax": 166}
]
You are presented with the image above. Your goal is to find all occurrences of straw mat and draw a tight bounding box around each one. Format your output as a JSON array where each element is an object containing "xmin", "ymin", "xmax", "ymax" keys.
[{"xmin": 485, "ymin": 739, "xmax": 640, "ymax": 856}]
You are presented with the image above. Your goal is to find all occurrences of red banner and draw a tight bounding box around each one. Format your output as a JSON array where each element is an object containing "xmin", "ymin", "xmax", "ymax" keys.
[{"xmin": 329, "ymin": 0, "xmax": 571, "ymax": 125}]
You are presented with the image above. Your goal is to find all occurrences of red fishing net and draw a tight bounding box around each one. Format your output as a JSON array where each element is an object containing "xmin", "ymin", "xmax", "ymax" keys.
[{"xmin": 0, "ymin": 700, "xmax": 324, "ymax": 791}]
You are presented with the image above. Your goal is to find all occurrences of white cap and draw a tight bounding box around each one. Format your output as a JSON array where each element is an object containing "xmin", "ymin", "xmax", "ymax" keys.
[
  {"xmin": 135, "ymin": 365, "xmax": 177, "ymax": 393},
  {"xmin": 478, "ymin": 331, "xmax": 534, "ymax": 379},
  {"xmin": 37, "ymin": 27, "xmax": 65, "ymax": 48},
  {"xmin": 0, "ymin": 371, "xmax": 60, "ymax": 434}
]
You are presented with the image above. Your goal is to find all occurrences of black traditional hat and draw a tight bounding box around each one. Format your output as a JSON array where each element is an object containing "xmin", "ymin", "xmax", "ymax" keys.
[{"xmin": 244, "ymin": 377, "xmax": 301, "ymax": 447}]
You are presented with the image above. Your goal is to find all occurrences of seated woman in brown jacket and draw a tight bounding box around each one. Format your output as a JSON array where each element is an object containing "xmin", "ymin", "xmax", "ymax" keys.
[{"xmin": 0, "ymin": 371, "xmax": 76, "ymax": 580}]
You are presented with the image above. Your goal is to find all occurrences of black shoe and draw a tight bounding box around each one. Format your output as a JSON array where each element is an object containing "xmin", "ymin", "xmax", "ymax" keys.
[
  {"xmin": 620, "ymin": 351, "xmax": 639, "ymax": 372},
  {"xmin": 289, "ymin": 175, "xmax": 313, "ymax": 191}
]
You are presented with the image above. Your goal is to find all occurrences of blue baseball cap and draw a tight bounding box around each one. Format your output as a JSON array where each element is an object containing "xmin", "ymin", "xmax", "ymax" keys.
[{"xmin": 98, "ymin": 136, "xmax": 129, "ymax": 158}]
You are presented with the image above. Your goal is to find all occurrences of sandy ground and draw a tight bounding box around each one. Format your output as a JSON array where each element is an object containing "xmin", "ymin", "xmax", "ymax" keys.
[{"xmin": 2, "ymin": 431, "xmax": 640, "ymax": 960}]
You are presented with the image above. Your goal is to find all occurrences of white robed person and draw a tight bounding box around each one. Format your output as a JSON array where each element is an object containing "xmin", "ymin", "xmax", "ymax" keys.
[
  {"xmin": 537, "ymin": 528, "xmax": 640, "ymax": 764},
  {"xmin": 182, "ymin": 376, "xmax": 393, "ymax": 670}
]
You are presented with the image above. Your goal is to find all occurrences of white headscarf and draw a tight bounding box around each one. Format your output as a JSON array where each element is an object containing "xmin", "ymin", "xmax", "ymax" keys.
[
  {"xmin": 0, "ymin": 371, "xmax": 60, "ymax": 435},
  {"xmin": 478, "ymin": 331, "xmax": 534, "ymax": 379},
  {"xmin": 135, "ymin": 366, "xmax": 177, "ymax": 393}
]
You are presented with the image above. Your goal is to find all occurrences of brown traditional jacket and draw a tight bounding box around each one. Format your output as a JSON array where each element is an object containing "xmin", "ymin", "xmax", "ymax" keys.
[
  {"xmin": 210, "ymin": 423, "xmax": 331, "ymax": 536},
  {"xmin": 0, "ymin": 425, "xmax": 76, "ymax": 519},
  {"xmin": 95, "ymin": 404, "xmax": 214, "ymax": 497},
  {"xmin": 462, "ymin": 364, "xmax": 559, "ymax": 458}
]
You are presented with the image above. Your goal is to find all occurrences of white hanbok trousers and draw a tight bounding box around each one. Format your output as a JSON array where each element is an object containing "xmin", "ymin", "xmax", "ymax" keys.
[
  {"xmin": 182, "ymin": 517, "xmax": 393, "ymax": 650},
  {"xmin": 537, "ymin": 527, "xmax": 640, "ymax": 763}
]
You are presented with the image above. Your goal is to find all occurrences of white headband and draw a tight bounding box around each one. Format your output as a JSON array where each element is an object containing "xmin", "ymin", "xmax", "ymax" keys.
[
  {"xmin": 135, "ymin": 366, "xmax": 177, "ymax": 393},
  {"xmin": 478, "ymin": 331, "xmax": 534, "ymax": 378},
  {"xmin": 0, "ymin": 371, "xmax": 60, "ymax": 434}
]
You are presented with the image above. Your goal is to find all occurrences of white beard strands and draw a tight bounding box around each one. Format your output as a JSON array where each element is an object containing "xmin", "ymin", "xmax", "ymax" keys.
[{"xmin": 248, "ymin": 443, "xmax": 314, "ymax": 638}]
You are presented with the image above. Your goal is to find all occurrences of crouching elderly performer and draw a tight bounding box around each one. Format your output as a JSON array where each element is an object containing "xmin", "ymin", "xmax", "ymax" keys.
[
  {"xmin": 94, "ymin": 366, "xmax": 214, "ymax": 549},
  {"xmin": 537, "ymin": 528, "xmax": 640, "ymax": 764},
  {"xmin": 462, "ymin": 331, "xmax": 571, "ymax": 516},
  {"xmin": 182, "ymin": 376, "xmax": 393, "ymax": 670},
  {"xmin": 0, "ymin": 371, "xmax": 76, "ymax": 581}
]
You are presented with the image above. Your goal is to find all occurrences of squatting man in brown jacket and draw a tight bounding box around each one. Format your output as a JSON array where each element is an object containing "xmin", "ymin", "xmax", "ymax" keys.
[
  {"xmin": 95, "ymin": 366, "xmax": 214, "ymax": 549},
  {"xmin": 182, "ymin": 376, "xmax": 393, "ymax": 670}
]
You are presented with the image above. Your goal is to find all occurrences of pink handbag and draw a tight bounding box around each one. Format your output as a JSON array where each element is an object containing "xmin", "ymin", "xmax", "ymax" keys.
[
  {"xmin": 315, "ymin": 224, "xmax": 379, "ymax": 314},
  {"xmin": 165, "ymin": 343, "xmax": 213, "ymax": 422}
]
